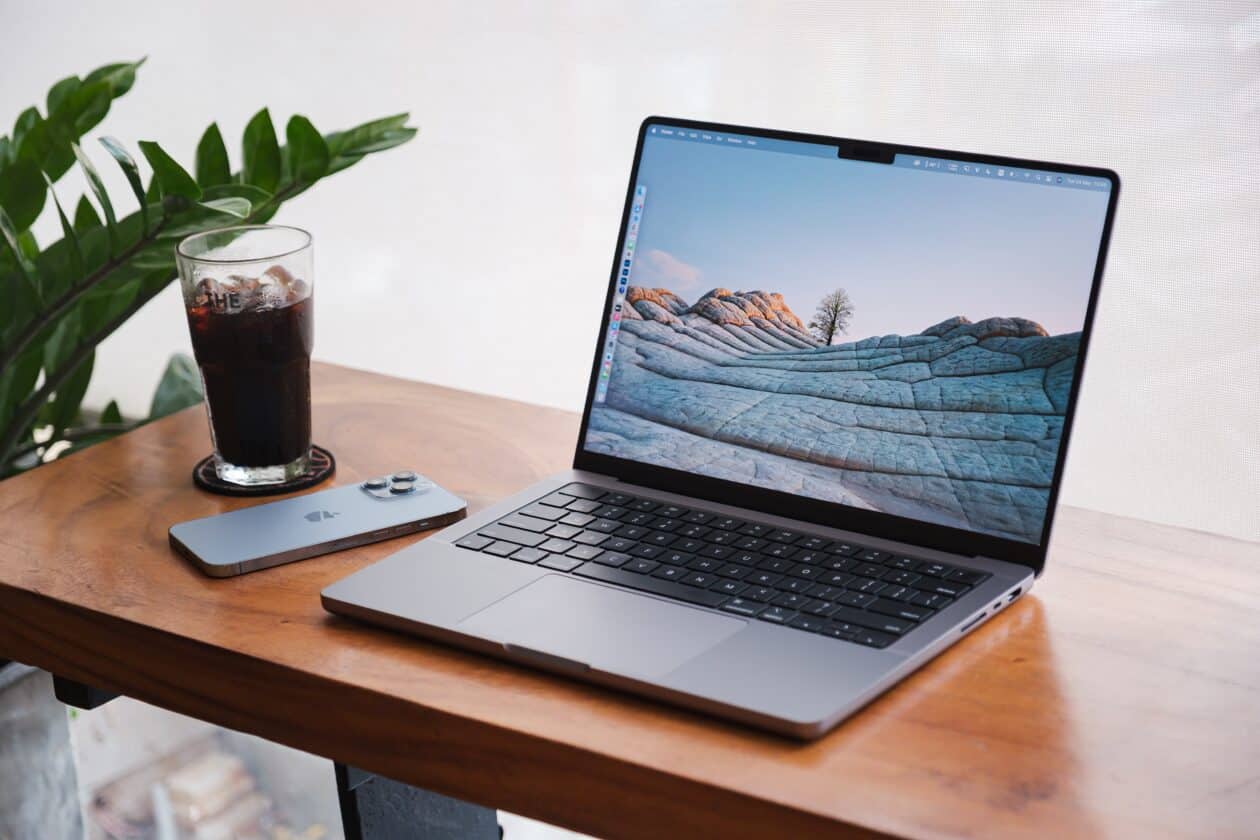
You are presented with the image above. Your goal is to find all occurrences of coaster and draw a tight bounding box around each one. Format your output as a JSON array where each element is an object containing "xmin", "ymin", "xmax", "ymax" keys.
[{"xmin": 192, "ymin": 445, "xmax": 336, "ymax": 497}]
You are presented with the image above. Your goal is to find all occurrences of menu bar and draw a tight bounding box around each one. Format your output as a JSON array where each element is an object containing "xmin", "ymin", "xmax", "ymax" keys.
[
  {"xmin": 893, "ymin": 154, "xmax": 1110, "ymax": 191},
  {"xmin": 648, "ymin": 125, "xmax": 836, "ymax": 160}
]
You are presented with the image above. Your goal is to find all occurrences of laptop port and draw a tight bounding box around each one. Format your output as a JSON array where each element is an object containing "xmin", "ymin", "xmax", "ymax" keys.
[
  {"xmin": 1008, "ymin": 587, "xmax": 1022, "ymax": 603},
  {"xmin": 960, "ymin": 612, "xmax": 988, "ymax": 633}
]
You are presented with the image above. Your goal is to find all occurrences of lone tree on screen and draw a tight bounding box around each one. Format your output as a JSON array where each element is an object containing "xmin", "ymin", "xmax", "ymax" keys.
[{"xmin": 809, "ymin": 289, "xmax": 855, "ymax": 345}]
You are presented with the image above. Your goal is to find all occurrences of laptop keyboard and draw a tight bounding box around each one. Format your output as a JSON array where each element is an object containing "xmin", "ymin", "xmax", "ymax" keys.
[{"xmin": 454, "ymin": 483, "xmax": 989, "ymax": 650}]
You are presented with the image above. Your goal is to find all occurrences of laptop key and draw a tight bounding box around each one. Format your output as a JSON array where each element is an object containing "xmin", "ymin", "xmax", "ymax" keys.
[
  {"xmin": 629, "ymin": 499, "xmax": 660, "ymax": 512},
  {"xmin": 706, "ymin": 530, "xmax": 740, "ymax": 545},
  {"xmin": 768, "ymin": 529, "xmax": 800, "ymax": 544},
  {"xmin": 539, "ymin": 492, "xmax": 574, "ymax": 507},
  {"xmin": 852, "ymin": 629, "xmax": 897, "ymax": 649},
  {"xmin": 829, "ymin": 605, "xmax": 913, "ymax": 635},
  {"xmin": 573, "ymin": 563, "xmax": 728, "ymax": 608},
  {"xmin": 794, "ymin": 550, "xmax": 827, "ymax": 566},
  {"xmin": 772, "ymin": 592, "xmax": 811, "ymax": 610},
  {"xmin": 593, "ymin": 504, "xmax": 629, "ymax": 520},
  {"xmin": 519, "ymin": 504, "xmax": 567, "ymax": 521},
  {"xmin": 652, "ymin": 564, "xmax": 688, "ymax": 582},
  {"xmin": 803, "ymin": 600, "xmax": 838, "ymax": 617},
  {"xmin": 721, "ymin": 598, "xmax": 764, "ymax": 617},
  {"xmin": 757, "ymin": 606, "xmax": 796, "ymax": 624},
  {"xmin": 573, "ymin": 530, "xmax": 609, "ymax": 546},
  {"xmin": 510, "ymin": 547, "xmax": 547, "ymax": 564},
  {"xmin": 854, "ymin": 577, "xmax": 887, "ymax": 594},
  {"xmin": 885, "ymin": 570, "xmax": 921, "ymax": 586},
  {"xmin": 630, "ymin": 544, "xmax": 663, "ymax": 559},
  {"xmin": 837, "ymin": 591, "xmax": 876, "ymax": 608},
  {"xmin": 658, "ymin": 504, "xmax": 690, "ymax": 519},
  {"xmin": 483, "ymin": 541, "xmax": 518, "ymax": 557},
  {"xmin": 764, "ymin": 543, "xmax": 798, "ymax": 559},
  {"xmin": 615, "ymin": 525, "xmax": 650, "ymax": 540},
  {"xmin": 717, "ymin": 564, "xmax": 751, "ymax": 579},
  {"xmin": 676, "ymin": 524, "xmax": 709, "ymax": 539},
  {"xmin": 586, "ymin": 518, "xmax": 621, "ymax": 534},
  {"xmin": 623, "ymin": 557, "xmax": 659, "ymax": 574},
  {"xmin": 683, "ymin": 571, "xmax": 717, "ymax": 588},
  {"xmin": 787, "ymin": 615, "xmax": 827, "ymax": 633},
  {"xmin": 478, "ymin": 524, "xmax": 547, "ymax": 548},
  {"xmin": 539, "ymin": 538, "xmax": 576, "ymax": 553},
  {"xmin": 742, "ymin": 586, "xmax": 777, "ymax": 602},
  {"xmin": 699, "ymin": 544, "xmax": 734, "ymax": 560},
  {"xmin": 623, "ymin": 512, "xmax": 655, "ymax": 526},
  {"xmin": 566, "ymin": 545, "xmax": 605, "ymax": 562},
  {"xmin": 825, "ymin": 556, "xmax": 859, "ymax": 572},
  {"xmin": 916, "ymin": 561, "xmax": 951, "ymax": 577},
  {"xmin": 887, "ymin": 555, "xmax": 919, "ymax": 569},
  {"xmin": 870, "ymin": 599, "xmax": 934, "ymax": 622},
  {"xmin": 854, "ymin": 562, "xmax": 887, "ymax": 578},
  {"xmin": 757, "ymin": 556, "xmax": 793, "ymax": 573},
  {"xmin": 561, "ymin": 512, "xmax": 595, "ymax": 527},
  {"xmin": 910, "ymin": 591, "xmax": 954, "ymax": 609},
  {"xmin": 546, "ymin": 524, "xmax": 582, "ymax": 540},
  {"xmin": 559, "ymin": 483, "xmax": 606, "ymax": 500},
  {"xmin": 645, "ymin": 531, "xmax": 677, "ymax": 547},
  {"xmin": 540, "ymin": 555, "xmax": 584, "ymax": 572},
  {"xmin": 946, "ymin": 568, "xmax": 988, "ymax": 585},
  {"xmin": 650, "ymin": 517, "xmax": 683, "ymax": 532},
  {"xmin": 820, "ymin": 622, "xmax": 859, "ymax": 640},
  {"xmin": 603, "ymin": 492, "xmax": 634, "ymax": 506},
  {"xmin": 456, "ymin": 535, "xmax": 493, "ymax": 551},
  {"xmin": 500, "ymin": 514, "xmax": 552, "ymax": 533},
  {"xmin": 565, "ymin": 498, "xmax": 602, "ymax": 514},
  {"xmin": 659, "ymin": 550, "xmax": 694, "ymax": 566},
  {"xmin": 795, "ymin": 536, "xmax": 830, "ymax": 551},
  {"xmin": 674, "ymin": 538, "xmax": 706, "ymax": 553},
  {"xmin": 711, "ymin": 579, "xmax": 747, "ymax": 597},
  {"xmin": 925, "ymin": 580, "xmax": 969, "ymax": 598},
  {"xmin": 857, "ymin": 550, "xmax": 888, "ymax": 563},
  {"xmin": 827, "ymin": 542, "xmax": 861, "ymax": 556},
  {"xmin": 748, "ymin": 571, "xmax": 782, "ymax": 587},
  {"xmin": 604, "ymin": 537, "xmax": 636, "ymax": 552},
  {"xmin": 880, "ymin": 585, "xmax": 910, "ymax": 601},
  {"xmin": 789, "ymin": 563, "xmax": 822, "ymax": 580},
  {"xmin": 688, "ymin": 556, "xmax": 722, "ymax": 572},
  {"xmin": 593, "ymin": 551, "xmax": 631, "ymax": 568},
  {"xmin": 820, "ymin": 571, "xmax": 855, "ymax": 587},
  {"xmin": 681, "ymin": 510, "xmax": 714, "ymax": 524},
  {"xmin": 780, "ymin": 577, "xmax": 814, "ymax": 593}
]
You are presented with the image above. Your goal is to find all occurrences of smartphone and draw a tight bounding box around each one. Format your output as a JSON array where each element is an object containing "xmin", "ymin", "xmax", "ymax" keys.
[{"xmin": 170, "ymin": 471, "xmax": 467, "ymax": 577}]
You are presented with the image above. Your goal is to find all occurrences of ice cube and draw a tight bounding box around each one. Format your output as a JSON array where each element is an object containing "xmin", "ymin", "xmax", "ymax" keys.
[
  {"xmin": 261, "ymin": 264, "xmax": 308, "ymax": 305},
  {"xmin": 192, "ymin": 276, "xmax": 226, "ymax": 307}
]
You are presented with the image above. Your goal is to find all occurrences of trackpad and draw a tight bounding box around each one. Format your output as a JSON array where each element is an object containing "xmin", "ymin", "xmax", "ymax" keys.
[{"xmin": 458, "ymin": 574, "xmax": 744, "ymax": 680}]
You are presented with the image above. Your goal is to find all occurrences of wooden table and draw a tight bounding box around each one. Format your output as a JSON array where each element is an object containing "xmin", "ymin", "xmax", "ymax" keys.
[{"xmin": 0, "ymin": 362, "xmax": 1257, "ymax": 839}]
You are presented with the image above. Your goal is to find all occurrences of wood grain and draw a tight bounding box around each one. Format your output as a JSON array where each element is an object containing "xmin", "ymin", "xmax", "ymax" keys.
[{"xmin": 0, "ymin": 362, "xmax": 1257, "ymax": 839}]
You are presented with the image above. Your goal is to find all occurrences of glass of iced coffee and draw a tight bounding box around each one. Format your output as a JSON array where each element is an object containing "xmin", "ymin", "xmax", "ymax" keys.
[{"xmin": 176, "ymin": 225, "xmax": 314, "ymax": 486}]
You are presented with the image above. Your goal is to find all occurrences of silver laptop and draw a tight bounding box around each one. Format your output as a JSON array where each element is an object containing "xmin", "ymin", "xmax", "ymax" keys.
[{"xmin": 323, "ymin": 117, "xmax": 1118, "ymax": 739}]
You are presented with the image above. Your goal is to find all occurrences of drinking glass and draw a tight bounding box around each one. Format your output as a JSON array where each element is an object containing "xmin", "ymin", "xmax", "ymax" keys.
[{"xmin": 175, "ymin": 225, "xmax": 314, "ymax": 486}]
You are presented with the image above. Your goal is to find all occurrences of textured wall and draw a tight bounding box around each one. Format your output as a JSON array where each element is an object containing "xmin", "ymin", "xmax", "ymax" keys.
[{"xmin": 0, "ymin": 667, "xmax": 83, "ymax": 840}]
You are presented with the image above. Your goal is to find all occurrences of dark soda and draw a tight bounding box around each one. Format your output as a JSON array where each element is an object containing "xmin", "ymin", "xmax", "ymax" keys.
[{"xmin": 185, "ymin": 291, "xmax": 313, "ymax": 468}]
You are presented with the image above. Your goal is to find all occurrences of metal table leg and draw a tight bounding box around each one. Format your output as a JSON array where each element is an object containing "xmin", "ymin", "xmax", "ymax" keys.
[{"xmin": 335, "ymin": 763, "xmax": 501, "ymax": 840}]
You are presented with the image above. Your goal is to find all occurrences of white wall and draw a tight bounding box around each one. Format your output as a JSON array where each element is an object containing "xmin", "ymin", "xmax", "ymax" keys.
[{"xmin": 4, "ymin": 2, "xmax": 1257, "ymax": 543}]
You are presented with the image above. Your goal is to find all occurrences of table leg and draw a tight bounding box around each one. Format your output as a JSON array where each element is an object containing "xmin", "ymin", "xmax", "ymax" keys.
[{"xmin": 335, "ymin": 763, "xmax": 501, "ymax": 840}]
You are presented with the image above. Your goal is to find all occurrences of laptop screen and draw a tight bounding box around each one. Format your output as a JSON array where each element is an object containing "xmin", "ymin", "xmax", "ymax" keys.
[{"xmin": 582, "ymin": 122, "xmax": 1112, "ymax": 546}]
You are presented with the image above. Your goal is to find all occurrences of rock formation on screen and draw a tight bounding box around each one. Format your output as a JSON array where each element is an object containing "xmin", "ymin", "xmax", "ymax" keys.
[{"xmin": 590, "ymin": 286, "xmax": 1081, "ymax": 542}]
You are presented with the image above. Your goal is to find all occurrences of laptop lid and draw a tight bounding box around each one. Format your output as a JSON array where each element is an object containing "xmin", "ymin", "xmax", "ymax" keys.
[{"xmin": 573, "ymin": 117, "xmax": 1118, "ymax": 574}]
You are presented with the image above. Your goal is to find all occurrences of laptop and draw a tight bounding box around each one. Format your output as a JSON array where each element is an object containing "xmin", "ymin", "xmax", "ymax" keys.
[{"xmin": 322, "ymin": 117, "xmax": 1119, "ymax": 739}]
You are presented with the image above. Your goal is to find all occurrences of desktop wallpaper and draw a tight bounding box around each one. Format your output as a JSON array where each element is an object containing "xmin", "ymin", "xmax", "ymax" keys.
[{"xmin": 584, "ymin": 131, "xmax": 1111, "ymax": 544}]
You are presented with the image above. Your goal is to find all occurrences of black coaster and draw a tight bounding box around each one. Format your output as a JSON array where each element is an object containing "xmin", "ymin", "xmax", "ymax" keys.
[{"xmin": 192, "ymin": 445, "xmax": 336, "ymax": 497}]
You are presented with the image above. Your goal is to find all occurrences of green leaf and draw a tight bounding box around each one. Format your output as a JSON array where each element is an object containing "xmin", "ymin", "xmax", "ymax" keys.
[
  {"xmin": 46, "ymin": 76, "xmax": 81, "ymax": 115},
  {"xmin": 0, "ymin": 205, "xmax": 38, "ymax": 296},
  {"xmin": 48, "ymin": 350, "xmax": 94, "ymax": 433},
  {"xmin": 0, "ymin": 345, "xmax": 42, "ymax": 438},
  {"xmin": 0, "ymin": 158, "xmax": 47, "ymax": 232},
  {"xmin": 82, "ymin": 58, "xmax": 144, "ymax": 98},
  {"xmin": 100, "ymin": 399, "xmax": 122, "ymax": 425},
  {"xmin": 197, "ymin": 197, "xmax": 251, "ymax": 218},
  {"xmin": 149, "ymin": 353, "xmax": 203, "ymax": 419},
  {"xmin": 71, "ymin": 142, "xmax": 117, "ymax": 252},
  {"xmin": 285, "ymin": 115, "xmax": 330, "ymax": 183},
  {"xmin": 138, "ymin": 140, "xmax": 201, "ymax": 201},
  {"xmin": 326, "ymin": 113, "xmax": 410, "ymax": 156},
  {"xmin": 242, "ymin": 109, "xmax": 281, "ymax": 192},
  {"xmin": 41, "ymin": 171, "xmax": 83, "ymax": 273},
  {"xmin": 73, "ymin": 194, "xmax": 100, "ymax": 232},
  {"xmin": 99, "ymin": 136, "xmax": 150, "ymax": 234},
  {"xmin": 195, "ymin": 123, "xmax": 231, "ymax": 187},
  {"xmin": 42, "ymin": 307, "xmax": 81, "ymax": 373}
]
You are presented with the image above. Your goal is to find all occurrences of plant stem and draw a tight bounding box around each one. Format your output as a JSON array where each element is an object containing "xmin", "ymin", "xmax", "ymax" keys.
[
  {"xmin": 0, "ymin": 218, "xmax": 168, "ymax": 377},
  {"xmin": 5, "ymin": 423, "xmax": 137, "ymax": 464}
]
